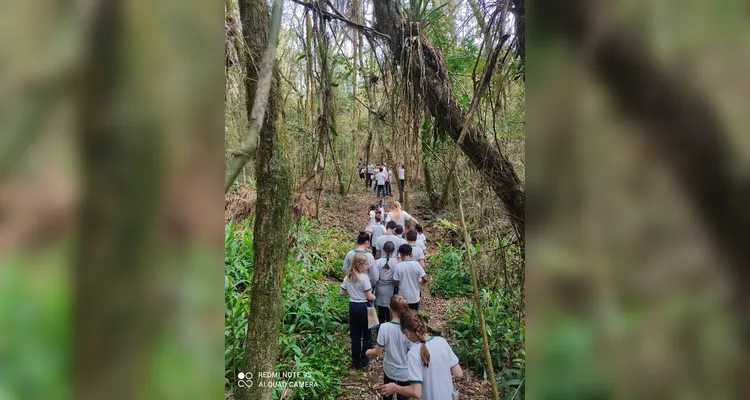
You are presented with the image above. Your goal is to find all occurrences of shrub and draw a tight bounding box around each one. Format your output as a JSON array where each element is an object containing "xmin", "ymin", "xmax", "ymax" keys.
[
  {"xmin": 447, "ymin": 288, "xmax": 524, "ymax": 398},
  {"xmin": 429, "ymin": 244, "xmax": 475, "ymax": 298},
  {"xmin": 294, "ymin": 219, "xmax": 351, "ymax": 280}
]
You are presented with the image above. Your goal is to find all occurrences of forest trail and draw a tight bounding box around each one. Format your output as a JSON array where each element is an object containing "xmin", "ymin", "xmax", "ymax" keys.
[{"xmin": 320, "ymin": 181, "xmax": 492, "ymax": 399}]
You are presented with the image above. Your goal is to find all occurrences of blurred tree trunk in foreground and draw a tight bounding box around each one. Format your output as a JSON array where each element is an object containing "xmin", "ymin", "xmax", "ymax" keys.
[{"xmin": 74, "ymin": 1, "xmax": 162, "ymax": 398}]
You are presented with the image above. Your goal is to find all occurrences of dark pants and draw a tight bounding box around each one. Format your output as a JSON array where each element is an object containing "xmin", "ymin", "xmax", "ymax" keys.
[
  {"xmin": 366, "ymin": 173, "xmax": 372, "ymax": 187},
  {"xmin": 377, "ymin": 184, "xmax": 386, "ymax": 198},
  {"xmin": 408, "ymin": 302, "xmax": 420, "ymax": 311},
  {"xmin": 399, "ymin": 179, "xmax": 405, "ymax": 191},
  {"xmin": 385, "ymin": 181, "xmax": 392, "ymax": 195},
  {"xmin": 384, "ymin": 374, "xmax": 410, "ymax": 400},
  {"xmin": 377, "ymin": 305, "xmax": 391, "ymax": 324},
  {"xmin": 349, "ymin": 302, "xmax": 371, "ymax": 368}
]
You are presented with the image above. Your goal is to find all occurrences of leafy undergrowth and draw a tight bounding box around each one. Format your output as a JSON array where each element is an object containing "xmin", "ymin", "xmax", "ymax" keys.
[
  {"xmin": 447, "ymin": 288, "xmax": 525, "ymax": 399},
  {"xmin": 428, "ymin": 243, "xmax": 477, "ymax": 298},
  {"xmin": 225, "ymin": 217, "xmax": 352, "ymax": 399},
  {"xmin": 294, "ymin": 218, "xmax": 352, "ymax": 281},
  {"xmin": 426, "ymin": 240, "xmax": 526, "ymax": 399}
]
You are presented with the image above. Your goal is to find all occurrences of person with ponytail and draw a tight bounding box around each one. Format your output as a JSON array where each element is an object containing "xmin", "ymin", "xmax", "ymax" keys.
[
  {"xmin": 381, "ymin": 309, "xmax": 463, "ymax": 399},
  {"xmin": 366, "ymin": 295, "xmax": 413, "ymax": 400},
  {"xmin": 374, "ymin": 241, "xmax": 398, "ymax": 323},
  {"xmin": 340, "ymin": 253, "xmax": 377, "ymax": 370},
  {"xmin": 375, "ymin": 221, "xmax": 406, "ymax": 260}
]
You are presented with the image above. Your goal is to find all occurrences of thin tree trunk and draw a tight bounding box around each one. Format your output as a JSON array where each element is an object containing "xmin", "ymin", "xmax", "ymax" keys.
[
  {"xmin": 372, "ymin": 0, "xmax": 525, "ymax": 242},
  {"xmin": 312, "ymin": 0, "xmax": 338, "ymax": 211},
  {"xmin": 403, "ymin": 101, "xmax": 422, "ymax": 211},
  {"xmin": 457, "ymin": 181, "xmax": 501, "ymax": 400},
  {"xmin": 351, "ymin": 0, "xmax": 359, "ymax": 123},
  {"xmin": 363, "ymin": 49, "xmax": 375, "ymax": 164},
  {"xmin": 422, "ymin": 119, "xmax": 439, "ymax": 209},
  {"xmin": 305, "ymin": 9, "xmax": 315, "ymax": 127},
  {"xmin": 225, "ymin": 0, "xmax": 284, "ymax": 192},
  {"xmin": 237, "ymin": 1, "xmax": 292, "ymax": 400}
]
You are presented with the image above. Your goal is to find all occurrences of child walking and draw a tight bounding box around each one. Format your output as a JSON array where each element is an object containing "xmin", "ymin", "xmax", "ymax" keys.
[
  {"xmin": 398, "ymin": 165, "xmax": 405, "ymax": 191},
  {"xmin": 368, "ymin": 212, "xmax": 386, "ymax": 258},
  {"xmin": 415, "ymin": 224, "xmax": 427, "ymax": 251},
  {"xmin": 385, "ymin": 201, "xmax": 419, "ymax": 228},
  {"xmin": 375, "ymin": 167, "xmax": 387, "ymax": 199},
  {"xmin": 380, "ymin": 309, "xmax": 463, "ymax": 399},
  {"xmin": 405, "ymin": 229, "xmax": 426, "ymax": 269},
  {"xmin": 375, "ymin": 221, "xmax": 406, "ymax": 260},
  {"xmin": 385, "ymin": 165, "xmax": 393, "ymax": 196},
  {"xmin": 343, "ymin": 231, "xmax": 379, "ymax": 286},
  {"xmin": 366, "ymin": 295, "xmax": 413, "ymax": 400},
  {"xmin": 394, "ymin": 244, "xmax": 427, "ymax": 311},
  {"xmin": 340, "ymin": 253, "xmax": 377, "ymax": 370},
  {"xmin": 374, "ymin": 241, "xmax": 397, "ymax": 323}
]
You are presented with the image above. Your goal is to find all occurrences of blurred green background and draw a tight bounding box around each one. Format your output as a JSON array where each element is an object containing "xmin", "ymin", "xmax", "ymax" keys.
[
  {"xmin": 0, "ymin": 0, "xmax": 225, "ymax": 399},
  {"xmin": 3, "ymin": 0, "xmax": 750, "ymax": 399},
  {"xmin": 527, "ymin": 0, "xmax": 750, "ymax": 399}
]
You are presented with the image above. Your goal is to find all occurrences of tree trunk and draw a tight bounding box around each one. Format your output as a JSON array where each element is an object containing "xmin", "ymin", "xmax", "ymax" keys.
[
  {"xmin": 74, "ymin": 3, "xmax": 159, "ymax": 397},
  {"xmin": 457, "ymin": 184, "xmax": 501, "ymax": 400},
  {"xmin": 313, "ymin": 0, "xmax": 340, "ymax": 197},
  {"xmin": 305, "ymin": 10, "xmax": 315, "ymax": 127},
  {"xmin": 238, "ymin": 0, "xmax": 292, "ymax": 399},
  {"xmin": 422, "ymin": 119, "xmax": 439, "ymax": 209},
  {"xmin": 372, "ymin": 0, "xmax": 525, "ymax": 242},
  {"xmin": 351, "ymin": 0, "xmax": 359, "ymax": 123}
]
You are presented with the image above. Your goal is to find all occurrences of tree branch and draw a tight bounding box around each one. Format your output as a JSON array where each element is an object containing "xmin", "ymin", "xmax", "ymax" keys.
[{"xmin": 290, "ymin": 0, "xmax": 390, "ymax": 39}]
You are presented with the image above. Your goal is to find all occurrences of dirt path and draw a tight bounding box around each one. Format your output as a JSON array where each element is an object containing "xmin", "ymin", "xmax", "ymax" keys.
[{"xmin": 322, "ymin": 182, "xmax": 491, "ymax": 399}]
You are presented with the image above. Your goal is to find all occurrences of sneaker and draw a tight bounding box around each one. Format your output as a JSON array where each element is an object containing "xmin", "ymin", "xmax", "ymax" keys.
[{"xmin": 359, "ymin": 358, "xmax": 370, "ymax": 370}]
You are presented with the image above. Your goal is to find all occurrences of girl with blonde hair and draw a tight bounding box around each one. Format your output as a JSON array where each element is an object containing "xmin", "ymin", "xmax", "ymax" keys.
[
  {"xmin": 340, "ymin": 253, "xmax": 376, "ymax": 369},
  {"xmin": 385, "ymin": 201, "xmax": 419, "ymax": 228}
]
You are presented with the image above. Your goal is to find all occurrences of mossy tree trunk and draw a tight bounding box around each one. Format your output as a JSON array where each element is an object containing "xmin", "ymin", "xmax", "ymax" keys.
[{"xmin": 237, "ymin": 0, "xmax": 292, "ymax": 398}]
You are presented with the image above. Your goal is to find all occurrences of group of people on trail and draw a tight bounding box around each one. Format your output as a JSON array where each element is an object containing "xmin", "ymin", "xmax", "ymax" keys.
[
  {"xmin": 339, "ymin": 201, "xmax": 463, "ymax": 399},
  {"xmin": 359, "ymin": 159, "xmax": 406, "ymax": 200}
]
